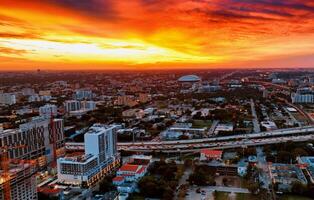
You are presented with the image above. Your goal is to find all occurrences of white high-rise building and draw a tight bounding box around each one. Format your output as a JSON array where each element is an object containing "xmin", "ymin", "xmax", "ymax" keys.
[
  {"xmin": 39, "ymin": 104, "xmax": 58, "ymax": 117},
  {"xmin": 64, "ymin": 100, "xmax": 81, "ymax": 112},
  {"xmin": 0, "ymin": 93, "xmax": 16, "ymax": 105},
  {"xmin": 57, "ymin": 124, "xmax": 120, "ymax": 187},
  {"xmin": 84, "ymin": 124, "xmax": 118, "ymax": 162},
  {"xmin": 291, "ymin": 93, "xmax": 314, "ymax": 104},
  {"xmin": 81, "ymin": 100, "xmax": 96, "ymax": 111},
  {"xmin": 75, "ymin": 89, "xmax": 93, "ymax": 100}
]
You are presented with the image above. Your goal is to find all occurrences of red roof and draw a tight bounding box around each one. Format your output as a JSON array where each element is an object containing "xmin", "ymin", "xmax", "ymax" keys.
[
  {"xmin": 38, "ymin": 186, "xmax": 62, "ymax": 194},
  {"xmin": 119, "ymin": 164, "xmax": 140, "ymax": 172},
  {"xmin": 136, "ymin": 166, "xmax": 146, "ymax": 174},
  {"xmin": 200, "ymin": 149, "xmax": 222, "ymax": 157},
  {"xmin": 113, "ymin": 176, "xmax": 124, "ymax": 182}
]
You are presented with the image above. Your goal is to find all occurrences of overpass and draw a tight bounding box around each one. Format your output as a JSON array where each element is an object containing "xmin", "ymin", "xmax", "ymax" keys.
[{"xmin": 65, "ymin": 126, "xmax": 314, "ymax": 153}]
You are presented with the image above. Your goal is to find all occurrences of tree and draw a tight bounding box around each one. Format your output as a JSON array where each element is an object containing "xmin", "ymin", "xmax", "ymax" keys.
[
  {"xmin": 291, "ymin": 181, "xmax": 308, "ymax": 195},
  {"xmin": 292, "ymin": 148, "xmax": 308, "ymax": 159},
  {"xmin": 222, "ymin": 177, "xmax": 228, "ymax": 186},
  {"xmin": 99, "ymin": 176, "xmax": 115, "ymax": 193},
  {"xmin": 277, "ymin": 150, "xmax": 293, "ymax": 163},
  {"xmin": 184, "ymin": 158, "xmax": 193, "ymax": 169},
  {"xmin": 188, "ymin": 165, "xmax": 216, "ymax": 186},
  {"xmin": 247, "ymin": 181, "xmax": 260, "ymax": 194},
  {"xmin": 138, "ymin": 176, "xmax": 161, "ymax": 198}
]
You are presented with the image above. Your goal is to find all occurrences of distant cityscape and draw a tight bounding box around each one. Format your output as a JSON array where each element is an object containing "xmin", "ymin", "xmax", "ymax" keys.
[{"xmin": 0, "ymin": 69, "xmax": 314, "ymax": 200}]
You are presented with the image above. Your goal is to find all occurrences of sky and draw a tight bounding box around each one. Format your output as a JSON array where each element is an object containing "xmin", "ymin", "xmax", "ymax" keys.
[{"xmin": 0, "ymin": 0, "xmax": 314, "ymax": 70}]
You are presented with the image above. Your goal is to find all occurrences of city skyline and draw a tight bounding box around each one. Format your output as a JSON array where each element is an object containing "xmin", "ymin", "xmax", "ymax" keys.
[{"xmin": 1, "ymin": 0, "xmax": 314, "ymax": 70}]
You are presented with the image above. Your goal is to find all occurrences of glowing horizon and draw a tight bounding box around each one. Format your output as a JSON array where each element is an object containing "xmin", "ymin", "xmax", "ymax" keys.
[{"xmin": 1, "ymin": 0, "xmax": 314, "ymax": 70}]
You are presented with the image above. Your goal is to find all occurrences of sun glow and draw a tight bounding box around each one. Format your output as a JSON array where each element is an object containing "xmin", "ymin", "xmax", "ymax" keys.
[{"xmin": 1, "ymin": 0, "xmax": 314, "ymax": 70}]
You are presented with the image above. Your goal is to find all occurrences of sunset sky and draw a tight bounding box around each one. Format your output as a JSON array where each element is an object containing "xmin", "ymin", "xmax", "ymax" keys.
[{"xmin": 0, "ymin": 0, "xmax": 314, "ymax": 70}]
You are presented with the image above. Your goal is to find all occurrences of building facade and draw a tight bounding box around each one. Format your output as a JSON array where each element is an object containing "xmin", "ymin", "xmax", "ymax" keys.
[
  {"xmin": 57, "ymin": 124, "xmax": 120, "ymax": 187},
  {"xmin": 39, "ymin": 104, "xmax": 58, "ymax": 117},
  {"xmin": 0, "ymin": 162, "xmax": 37, "ymax": 200},
  {"xmin": 0, "ymin": 93, "xmax": 16, "ymax": 105},
  {"xmin": 0, "ymin": 116, "xmax": 65, "ymax": 167}
]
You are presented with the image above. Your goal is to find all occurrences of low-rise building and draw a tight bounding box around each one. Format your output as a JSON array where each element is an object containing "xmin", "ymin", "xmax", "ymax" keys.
[
  {"xmin": 269, "ymin": 163, "xmax": 307, "ymax": 192},
  {"xmin": 214, "ymin": 123, "xmax": 234, "ymax": 134},
  {"xmin": 113, "ymin": 155, "xmax": 152, "ymax": 195},
  {"xmin": 0, "ymin": 93, "xmax": 16, "ymax": 105},
  {"xmin": 200, "ymin": 149, "xmax": 223, "ymax": 161}
]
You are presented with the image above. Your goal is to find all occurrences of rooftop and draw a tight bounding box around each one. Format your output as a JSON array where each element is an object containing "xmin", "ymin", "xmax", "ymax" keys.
[
  {"xmin": 119, "ymin": 164, "xmax": 140, "ymax": 172},
  {"xmin": 178, "ymin": 75, "xmax": 201, "ymax": 82},
  {"xmin": 201, "ymin": 149, "xmax": 223, "ymax": 157}
]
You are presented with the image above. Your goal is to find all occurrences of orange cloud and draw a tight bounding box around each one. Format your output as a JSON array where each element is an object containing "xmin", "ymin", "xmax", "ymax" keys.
[{"xmin": 0, "ymin": 0, "xmax": 314, "ymax": 70}]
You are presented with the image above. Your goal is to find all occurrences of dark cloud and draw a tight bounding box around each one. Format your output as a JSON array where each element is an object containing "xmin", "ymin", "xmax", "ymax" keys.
[
  {"xmin": 46, "ymin": 0, "xmax": 117, "ymax": 18},
  {"xmin": 232, "ymin": 0, "xmax": 314, "ymax": 13}
]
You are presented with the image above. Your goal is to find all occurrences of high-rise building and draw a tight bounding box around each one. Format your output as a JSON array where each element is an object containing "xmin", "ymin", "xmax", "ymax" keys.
[
  {"xmin": 0, "ymin": 161, "xmax": 37, "ymax": 200},
  {"xmin": 80, "ymin": 100, "xmax": 96, "ymax": 111},
  {"xmin": 0, "ymin": 93, "xmax": 16, "ymax": 105},
  {"xmin": 21, "ymin": 88, "xmax": 35, "ymax": 96},
  {"xmin": 0, "ymin": 116, "xmax": 65, "ymax": 167},
  {"xmin": 39, "ymin": 104, "xmax": 58, "ymax": 117},
  {"xmin": 291, "ymin": 93, "xmax": 314, "ymax": 104},
  {"xmin": 64, "ymin": 100, "xmax": 81, "ymax": 112},
  {"xmin": 57, "ymin": 124, "xmax": 120, "ymax": 187},
  {"xmin": 74, "ymin": 89, "xmax": 93, "ymax": 100}
]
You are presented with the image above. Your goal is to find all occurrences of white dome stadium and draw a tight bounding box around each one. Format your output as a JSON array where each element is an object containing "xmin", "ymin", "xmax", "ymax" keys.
[{"xmin": 178, "ymin": 75, "xmax": 201, "ymax": 82}]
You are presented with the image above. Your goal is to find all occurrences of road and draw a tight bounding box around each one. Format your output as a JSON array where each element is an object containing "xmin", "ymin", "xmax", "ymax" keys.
[
  {"xmin": 280, "ymin": 97, "xmax": 314, "ymax": 125},
  {"xmin": 186, "ymin": 186, "xmax": 249, "ymax": 200},
  {"xmin": 250, "ymin": 99, "xmax": 261, "ymax": 133},
  {"xmin": 65, "ymin": 126, "xmax": 314, "ymax": 153},
  {"xmin": 208, "ymin": 120, "xmax": 219, "ymax": 136},
  {"xmin": 283, "ymin": 107, "xmax": 301, "ymax": 127},
  {"xmin": 175, "ymin": 168, "xmax": 192, "ymax": 199}
]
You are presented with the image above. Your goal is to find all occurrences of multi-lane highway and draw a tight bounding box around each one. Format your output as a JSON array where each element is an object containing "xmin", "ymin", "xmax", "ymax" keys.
[{"xmin": 65, "ymin": 126, "xmax": 314, "ymax": 153}]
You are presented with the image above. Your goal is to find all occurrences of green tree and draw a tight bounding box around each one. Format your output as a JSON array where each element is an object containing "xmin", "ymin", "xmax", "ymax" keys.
[{"xmin": 291, "ymin": 181, "xmax": 308, "ymax": 195}]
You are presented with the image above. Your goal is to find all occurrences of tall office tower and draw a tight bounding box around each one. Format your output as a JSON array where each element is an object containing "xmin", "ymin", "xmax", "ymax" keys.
[
  {"xmin": 57, "ymin": 124, "xmax": 120, "ymax": 187},
  {"xmin": 0, "ymin": 116, "xmax": 65, "ymax": 167},
  {"xmin": 84, "ymin": 124, "xmax": 118, "ymax": 162}
]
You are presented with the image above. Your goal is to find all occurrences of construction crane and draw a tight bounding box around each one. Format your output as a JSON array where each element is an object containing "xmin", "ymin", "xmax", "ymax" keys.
[{"xmin": 0, "ymin": 145, "xmax": 26, "ymax": 200}]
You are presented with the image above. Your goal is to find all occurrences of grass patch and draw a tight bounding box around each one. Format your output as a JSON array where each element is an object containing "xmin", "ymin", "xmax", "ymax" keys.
[
  {"xmin": 236, "ymin": 193, "xmax": 259, "ymax": 200},
  {"xmin": 213, "ymin": 191, "xmax": 230, "ymax": 200},
  {"xmin": 278, "ymin": 195, "xmax": 313, "ymax": 200},
  {"xmin": 127, "ymin": 193, "xmax": 145, "ymax": 200},
  {"xmin": 192, "ymin": 120, "xmax": 212, "ymax": 128}
]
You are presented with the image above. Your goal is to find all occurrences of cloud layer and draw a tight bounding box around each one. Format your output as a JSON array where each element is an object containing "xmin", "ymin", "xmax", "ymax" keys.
[{"xmin": 0, "ymin": 0, "xmax": 314, "ymax": 70}]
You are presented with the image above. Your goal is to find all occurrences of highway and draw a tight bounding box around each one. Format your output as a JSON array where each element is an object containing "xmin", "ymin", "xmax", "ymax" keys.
[
  {"xmin": 117, "ymin": 134, "xmax": 314, "ymax": 153},
  {"xmin": 65, "ymin": 126, "xmax": 314, "ymax": 153}
]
